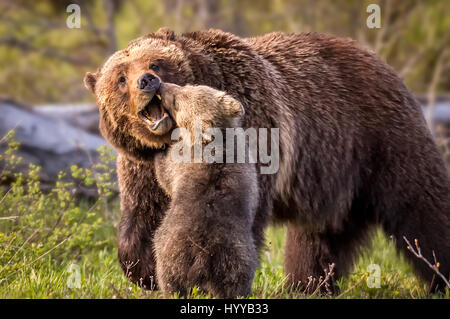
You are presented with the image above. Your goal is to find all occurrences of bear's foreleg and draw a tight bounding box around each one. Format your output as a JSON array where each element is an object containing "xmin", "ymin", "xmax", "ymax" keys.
[{"xmin": 116, "ymin": 154, "xmax": 170, "ymax": 289}]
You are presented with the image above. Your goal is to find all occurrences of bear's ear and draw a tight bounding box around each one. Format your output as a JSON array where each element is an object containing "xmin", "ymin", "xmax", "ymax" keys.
[
  {"xmin": 84, "ymin": 72, "xmax": 97, "ymax": 93},
  {"xmin": 155, "ymin": 27, "xmax": 176, "ymax": 41},
  {"xmin": 223, "ymin": 95, "xmax": 245, "ymax": 118}
]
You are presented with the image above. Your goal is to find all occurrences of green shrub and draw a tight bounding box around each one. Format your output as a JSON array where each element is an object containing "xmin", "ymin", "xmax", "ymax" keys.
[{"xmin": 0, "ymin": 131, "xmax": 117, "ymax": 289}]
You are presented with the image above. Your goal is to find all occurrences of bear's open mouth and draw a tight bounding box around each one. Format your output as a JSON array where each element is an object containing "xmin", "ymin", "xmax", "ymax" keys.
[{"xmin": 138, "ymin": 93, "xmax": 169, "ymax": 131}]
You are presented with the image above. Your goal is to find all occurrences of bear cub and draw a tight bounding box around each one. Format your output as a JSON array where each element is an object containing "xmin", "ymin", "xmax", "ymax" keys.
[{"xmin": 153, "ymin": 83, "xmax": 258, "ymax": 298}]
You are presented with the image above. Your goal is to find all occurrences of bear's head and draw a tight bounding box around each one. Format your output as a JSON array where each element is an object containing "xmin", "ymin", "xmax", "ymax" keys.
[
  {"xmin": 160, "ymin": 83, "xmax": 244, "ymax": 144},
  {"xmin": 84, "ymin": 27, "xmax": 223, "ymax": 160}
]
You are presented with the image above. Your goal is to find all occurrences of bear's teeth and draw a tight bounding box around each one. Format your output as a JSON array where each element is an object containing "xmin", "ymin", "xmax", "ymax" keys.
[
  {"xmin": 156, "ymin": 94, "xmax": 161, "ymax": 100},
  {"xmin": 138, "ymin": 110, "xmax": 155, "ymax": 125}
]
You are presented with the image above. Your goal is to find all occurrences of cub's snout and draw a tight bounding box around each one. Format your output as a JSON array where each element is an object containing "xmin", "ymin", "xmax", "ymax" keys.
[{"xmin": 159, "ymin": 82, "xmax": 180, "ymax": 118}]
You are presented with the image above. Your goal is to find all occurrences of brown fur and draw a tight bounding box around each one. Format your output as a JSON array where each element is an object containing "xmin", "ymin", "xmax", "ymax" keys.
[
  {"xmin": 153, "ymin": 83, "xmax": 258, "ymax": 297},
  {"xmin": 158, "ymin": 83, "xmax": 244, "ymax": 143},
  {"xmin": 85, "ymin": 27, "xmax": 450, "ymax": 294}
]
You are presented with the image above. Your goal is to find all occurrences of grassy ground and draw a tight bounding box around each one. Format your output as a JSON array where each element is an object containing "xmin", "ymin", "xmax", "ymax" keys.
[
  {"xmin": 1, "ymin": 222, "xmax": 448, "ymax": 299},
  {"xmin": 0, "ymin": 133, "xmax": 448, "ymax": 299}
]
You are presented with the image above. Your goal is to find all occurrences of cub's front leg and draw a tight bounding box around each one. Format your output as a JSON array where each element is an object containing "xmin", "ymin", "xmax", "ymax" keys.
[
  {"xmin": 153, "ymin": 155, "xmax": 258, "ymax": 298},
  {"xmin": 116, "ymin": 154, "xmax": 170, "ymax": 289}
]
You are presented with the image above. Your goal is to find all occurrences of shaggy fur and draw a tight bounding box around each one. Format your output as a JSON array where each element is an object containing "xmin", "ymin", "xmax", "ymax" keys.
[
  {"xmin": 115, "ymin": 156, "xmax": 168, "ymax": 289},
  {"xmin": 153, "ymin": 83, "xmax": 258, "ymax": 297},
  {"xmin": 85, "ymin": 27, "xmax": 450, "ymax": 294}
]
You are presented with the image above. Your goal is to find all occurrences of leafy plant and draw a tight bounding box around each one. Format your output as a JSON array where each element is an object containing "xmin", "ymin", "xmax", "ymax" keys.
[{"xmin": 0, "ymin": 131, "xmax": 117, "ymax": 289}]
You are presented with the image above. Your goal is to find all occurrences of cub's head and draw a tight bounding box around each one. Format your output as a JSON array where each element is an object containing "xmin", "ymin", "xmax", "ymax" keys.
[
  {"xmin": 84, "ymin": 28, "xmax": 197, "ymax": 160},
  {"xmin": 160, "ymin": 83, "xmax": 244, "ymax": 143}
]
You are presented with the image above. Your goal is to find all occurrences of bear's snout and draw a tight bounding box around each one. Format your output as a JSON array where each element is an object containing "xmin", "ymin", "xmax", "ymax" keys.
[{"xmin": 138, "ymin": 73, "xmax": 160, "ymax": 93}]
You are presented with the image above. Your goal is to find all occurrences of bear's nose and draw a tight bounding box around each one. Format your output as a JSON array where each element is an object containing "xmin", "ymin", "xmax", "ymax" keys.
[{"xmin": 137, "ymin": 73, "xmax": 160, "ymax": 92}]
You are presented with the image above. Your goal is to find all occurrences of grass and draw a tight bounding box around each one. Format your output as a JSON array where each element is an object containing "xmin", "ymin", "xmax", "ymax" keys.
[
  {"xmin": 254, "ymin": 227, "xmax": 448, "ymax": 299},
  {"xmin": 1, "ymin": 223, "xmax": 448, "ymax": 299},
  {"xmin": 0, "ymin": 131, "xmax": 449, "ymax": 299}
]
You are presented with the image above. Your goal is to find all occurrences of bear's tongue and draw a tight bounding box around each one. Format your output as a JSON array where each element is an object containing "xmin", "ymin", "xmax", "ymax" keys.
[
  {"xmin": 145, "ymin": 102, "xmax": 162, "ymax": 122},
  {"xmin": 140, "ymin": 94, "xmax": 163, "ymax": 123},
  {"xmin": 138, "ymin": 94, "xmax": 170, "ymax": 131}
]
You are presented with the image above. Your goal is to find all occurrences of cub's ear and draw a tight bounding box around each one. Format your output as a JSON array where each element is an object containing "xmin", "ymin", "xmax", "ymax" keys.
[
  {"xmin": 223, "ymin": 95, "xmax": 245, "ymax": 118},
  {"xmin": 155, "ymin": 27, "xmax": 176, "ymax": 41},
  {"xmin": 84, "ymin": 72, "xmax": 97, "ymax": 93}
]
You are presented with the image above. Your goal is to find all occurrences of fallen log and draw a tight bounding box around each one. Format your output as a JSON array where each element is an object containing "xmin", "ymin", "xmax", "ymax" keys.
[{"xmin": 0, "ymin": 99, "xmax": 114, "ymax": 198}]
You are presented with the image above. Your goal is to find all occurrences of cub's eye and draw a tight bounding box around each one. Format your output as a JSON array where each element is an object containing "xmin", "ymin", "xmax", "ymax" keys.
[
  {"xmin": 149, "ymin": 63, "xmax": 159, "ymax": 72},
  {"xmin": 118, "ymin": 76, "xmax": 127, "ymax": 84}
]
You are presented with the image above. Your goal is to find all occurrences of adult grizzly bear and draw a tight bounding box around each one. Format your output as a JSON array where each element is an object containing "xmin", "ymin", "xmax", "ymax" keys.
[
  {"xmin": 84, "ymin": 27, "xmax": 450, "ymax": 293},
  {"xmin": 153, "ymin": 83, "xmax": 258, "ymax": 297}
]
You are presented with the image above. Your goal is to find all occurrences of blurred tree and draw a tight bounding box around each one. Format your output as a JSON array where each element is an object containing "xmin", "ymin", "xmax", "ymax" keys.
[
  {"xmin": 0, "ymin": 0, "xmax": 448, "ymax": 105},
  {"xmin": 0, "ymin": 0, "xmax": 123, "ymax": 103}
]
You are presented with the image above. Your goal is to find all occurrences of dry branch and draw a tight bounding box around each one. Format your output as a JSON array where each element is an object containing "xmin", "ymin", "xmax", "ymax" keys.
[{"xmin": 403, "ymin": 236, "xmax": 450, "ymax": 289}]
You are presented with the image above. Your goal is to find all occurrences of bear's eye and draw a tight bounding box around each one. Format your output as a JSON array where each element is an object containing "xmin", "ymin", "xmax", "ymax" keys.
[
  {"xmin": 149, "ymin": 63, "xmax": 159, "ymax": 72},
  {"xmin": 118, "ymin": 76, "xmax": 127, "ymax": 85}
]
